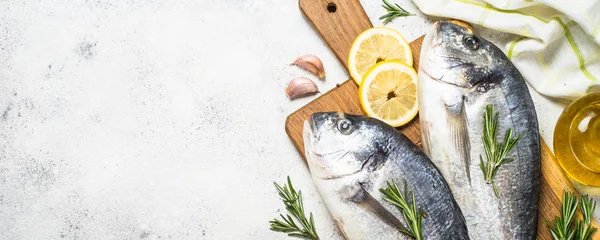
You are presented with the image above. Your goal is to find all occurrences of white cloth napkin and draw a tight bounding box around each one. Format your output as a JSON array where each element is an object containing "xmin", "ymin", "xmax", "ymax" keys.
[{"xmin": 411, "ymin": 0, "xmax": 600, "ymax": 100}]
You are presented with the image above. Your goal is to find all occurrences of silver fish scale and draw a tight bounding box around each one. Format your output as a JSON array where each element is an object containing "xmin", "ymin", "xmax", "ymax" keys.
[
  {"xmin": 418, "ymin": 21, "xmax": 540, "ymax": 240},
  {"xmin": 386, "ymin": 137, "xmax": 469, "ymax": 239},
  {"xmin": 304, "ymin": 114, "xmax": 469, "ymax": 240},
  {"xmin": 420, "ymin": 75, "xmax": 540, "ymax": 239}
]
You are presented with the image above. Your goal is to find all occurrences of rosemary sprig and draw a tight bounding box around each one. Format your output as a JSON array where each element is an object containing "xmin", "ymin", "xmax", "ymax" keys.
[
  {"xmin": 547, "ymin": 191, "xmax": 597, "ymax": 240},
  {"xmin": 478, "ymin": 104, "xmax": 522, "ymax": 197},
  {"xmin": 575, "ymin": 195, "xmax": 597, "ymax": 240},
  {"xmin": 269, "ymin": 176, "xmax": 319, "ymax": 240},
  {"xmin": 548, "ymin": 191, "xmax": 579, "ymax": 240},
  {"xmin": 380, "ymin": 179, "xmax": 424, "ymax": 240},
  {"xmin": 379, "ymin": 0, "xmax": 413, "ymax": 25}
]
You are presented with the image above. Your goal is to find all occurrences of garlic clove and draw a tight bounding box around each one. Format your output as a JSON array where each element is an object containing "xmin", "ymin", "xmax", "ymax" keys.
[
  {"xmin": 286, "ymin": 77, "xmax": 319, "ymax": 99},
  {"xmin": 291, "ymin": 54, "xmax": 325, "ymax": 79}
]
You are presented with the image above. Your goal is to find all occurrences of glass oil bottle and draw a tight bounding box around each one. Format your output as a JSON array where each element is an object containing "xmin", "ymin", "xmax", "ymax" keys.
[{"xmin": 554, "ymin": 93, "xmax": 600, "ymax": 186}]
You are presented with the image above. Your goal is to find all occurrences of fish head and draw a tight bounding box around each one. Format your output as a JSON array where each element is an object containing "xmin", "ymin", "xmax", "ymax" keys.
[
  {"xmin": 420, "ymin": 21, "xmax": 505, "ymax": 88},
  {"xmin": 303, "ymin": 112, "xmax": 385, "ymax": 180}
]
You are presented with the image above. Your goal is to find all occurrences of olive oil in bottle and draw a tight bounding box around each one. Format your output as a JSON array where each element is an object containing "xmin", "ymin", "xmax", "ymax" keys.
[{"xmin": 554, "ymin": 93, "xmax": 600, "ymax": 186}]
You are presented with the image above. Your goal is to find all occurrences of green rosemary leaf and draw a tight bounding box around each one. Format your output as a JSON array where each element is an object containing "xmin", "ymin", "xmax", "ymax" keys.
[
  {"xmin": 546, "ymin": 191, "xmax": 599, "ymax": 240},
  {"xmin": 269, "ymin": 176, "xmax": 319, "ymax": 240},
  {"xmin": 379, "ymin": 0, "xmax": 413, "ymax": 25},
  {"xmin": 575, "ymin": 195, "xmax": 597, "ymax": 240},
  {"xmin": 380, "ymin": 179, "xmax": 424, "ymax": 240},
  {"xmin": 479, "ymin": 104, "xmax": 522, "ymax": 197}
]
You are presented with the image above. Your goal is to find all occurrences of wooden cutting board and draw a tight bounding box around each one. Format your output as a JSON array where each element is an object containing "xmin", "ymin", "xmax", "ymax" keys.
[{"xmin": 287, "ymin": 0, "xmax": 598, "ymax": 239}]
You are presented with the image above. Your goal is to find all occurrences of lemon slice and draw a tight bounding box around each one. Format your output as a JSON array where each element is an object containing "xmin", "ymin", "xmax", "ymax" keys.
[
  {"xmin": 348, "ymin": 27, "xmax": 412, "ymax": 85},
  {"xmin": 359, "ymin": 60, "xmax": 418, "ymax": 127}
]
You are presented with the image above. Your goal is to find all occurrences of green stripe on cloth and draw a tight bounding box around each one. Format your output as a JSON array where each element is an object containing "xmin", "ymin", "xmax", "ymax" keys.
[
  {"xmin": 508, "ymin": 37, "xmax": 526, "ymax": 59},
  {"xmin": 455, "ymin": 0, "xmax": 550, "ymax": 23},
  {"xmin": 537, "ymin": 52, "xmax": 549, "ymax": 69},
  {"xmin": 566, "ymin": 20, "xmax": 578, "ymax": 28},
  {"xmin": 453, "ymin": 0, "xmax": 597, "ymax": 82},
  {"xmin": 553, "ymin": 17, "xmax": 598, "ymax": 82},
  {"xmin": 537, "ymin": 53, "xmax": 583, "ymax": 97},
  {"xmin": 477, "ymin": 8, "xmax": 491, "ymax": 25}
]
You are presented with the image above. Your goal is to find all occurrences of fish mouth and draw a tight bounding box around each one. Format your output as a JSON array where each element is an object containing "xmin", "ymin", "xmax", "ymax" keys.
[
  {"xmin": 307, "ymin": 146, "xmax": 352, "ymax": 177},
  {"xmin": 429, "ymin": 21, "xmax": 442, "ymax": 49},
  {"xmin": 421, "ymin": 62, "xmax": 467, "ymax": 82},
  {"xmin": 303, "ymin": 120, "xmax": 315, "ymax": 152},
  {"xmin": 421, "ymin": 21, "xmax": 474, "ymax": 89},
  {"xmin": 421, "ymin": 56, "xmax": 475, "ymax": 89},
  {"xmin": 313, "ymin": 149, "xmax": 346, "ymax": 158},
  {"xmin": 420, "ymin": 66, "xmax": 440, "ymax": 81},
  {"xmin": 320, "ymin": 153, "xmax": 375, "ymax": 180},
  {"xmin": 309, "ymin": 114, "xmax": 318, "ymax": 135},
  {"xmin": 303, "ymin": 115, "xmax": 318, "ymax": 144},
  {"xmin": 420, "ymin": 22, "xmax": 445, "ymax": 82}
]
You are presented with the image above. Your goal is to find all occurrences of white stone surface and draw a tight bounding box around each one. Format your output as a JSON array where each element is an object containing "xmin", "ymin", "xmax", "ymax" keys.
[{"xmin": 0, "ymin": 0, "xmax": 572, "ymax": 239}]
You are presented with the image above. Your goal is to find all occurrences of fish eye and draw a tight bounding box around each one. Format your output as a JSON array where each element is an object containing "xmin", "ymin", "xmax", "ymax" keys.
[
  {"xmin": 463, "ymin": 36, "xmax": 479, "ymax": 50},
  {"xmin": 336, "ymin": 118, "xmax": 354, "ymax": 135}
]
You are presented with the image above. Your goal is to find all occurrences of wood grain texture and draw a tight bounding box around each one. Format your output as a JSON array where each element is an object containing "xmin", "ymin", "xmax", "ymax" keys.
[
  {"xmin": 298, "ymin": 0, "xmax": 372, "ymax": 70},
  {"xmin": 285, "ymin": 36, "xmax": 424, "ymax": 160},
  {"xmin": 289, "ymin": 0, "xmax": 599, "ymax": 239}
]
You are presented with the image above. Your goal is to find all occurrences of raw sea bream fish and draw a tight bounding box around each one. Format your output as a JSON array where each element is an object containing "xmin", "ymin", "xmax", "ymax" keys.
[
  {"xmin": 303, "ymin": 112, "xmax": 469, "ymax": 239},
  {"xmin": 418, "ymin": 21, "xmax": 541, "ymax": 239}
]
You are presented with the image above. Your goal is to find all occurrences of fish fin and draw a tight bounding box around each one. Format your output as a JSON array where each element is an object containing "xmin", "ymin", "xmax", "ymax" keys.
[
  {"xmin": 444, "ymin": 97, "xmax": 471, "ymax": 184},
  {"xmin": 355, "ymin": 184, "xmax": 410, "ymax": 235},
  {"xmin": 333, "ymin": 218, "xmax": 349, "ymax": 239}
]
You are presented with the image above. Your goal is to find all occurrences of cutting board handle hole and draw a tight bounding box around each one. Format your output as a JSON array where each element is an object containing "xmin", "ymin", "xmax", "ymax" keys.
[{"xmin": 326, "ymin": 2, "xmax": 336, "ymax": 13}]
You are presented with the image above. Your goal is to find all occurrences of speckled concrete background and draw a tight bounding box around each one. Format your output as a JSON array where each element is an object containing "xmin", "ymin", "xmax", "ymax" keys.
[{"xmin": 0, "ymin": 0, "xmax": 576, "ymax": 239}]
